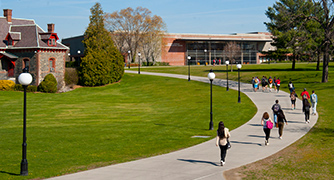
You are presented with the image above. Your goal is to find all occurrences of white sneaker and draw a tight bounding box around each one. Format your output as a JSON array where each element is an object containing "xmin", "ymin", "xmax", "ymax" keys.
[
  {"xmin": 307, "ymin": 120, "xmax": 310, "ymax": 123},
  {"xmin": 279, "ymin": 136, "xmax": 282, "ymax": 139}
]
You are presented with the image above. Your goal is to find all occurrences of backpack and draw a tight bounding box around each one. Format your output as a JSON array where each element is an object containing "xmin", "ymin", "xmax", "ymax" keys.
[
  {"xmin": 266, "ymin": 120, "xmax": 273, "ymax": 129},
  {"xmin": 303, "ymin": 94, "xmax": 308, "ymax": 99},
  {"xmin": 289, "ymin": 83, "xmax": 293, "ymax": 89},
  {"xmin": 273, "ymin": 104, "xmax": 280, "ymax": 112},
  {"xmin": 269, "ymin": 78, "xmax": 273, "ymax": 84},
  {"xmin": 291, "ymin": 93, "xmax": 296, "ymax": 100}
]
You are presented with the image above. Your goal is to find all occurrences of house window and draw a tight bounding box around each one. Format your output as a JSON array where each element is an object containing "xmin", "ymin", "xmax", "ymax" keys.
[
  {"xmin": 23, "ymin": 59, "xmax": 30, "ymax": 70},
  {"xmin": 48, "ymin": 38, "xmax": 56, "ymax": 46},
  {"xmin": 49, "ymin": 58, "xmax": 55, "ymax": 72}
]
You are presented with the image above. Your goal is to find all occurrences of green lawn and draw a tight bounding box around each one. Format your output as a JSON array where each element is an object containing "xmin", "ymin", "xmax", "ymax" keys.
[
  {"xmin": 136, "ymin": 62, "xmax": 334, "ymax": 179},
  {"xmin": 0, "ymin": 73, "xmax": 255, "ymax": 179}
]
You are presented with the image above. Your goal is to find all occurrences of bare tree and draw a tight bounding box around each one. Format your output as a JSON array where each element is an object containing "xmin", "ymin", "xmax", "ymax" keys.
[
  {"xmin": 224, "ymin": 41, "xmax": 241, "ymax": 71},
  {"xmin": 105, "ymin": 7, "xmax": 166, "ymax": 64}
]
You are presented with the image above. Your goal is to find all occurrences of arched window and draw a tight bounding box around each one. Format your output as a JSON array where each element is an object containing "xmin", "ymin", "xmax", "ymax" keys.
[
  {"xmin": 23, "ymin": 58, "xmax": 30, "ymax": 70},
  {"xmin": 49, "ymin": 58, "xmax": 55, "ymax": 72}
]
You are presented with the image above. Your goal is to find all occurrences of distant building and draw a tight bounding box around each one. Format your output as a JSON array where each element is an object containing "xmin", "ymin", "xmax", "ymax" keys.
[
  {"xmin": 162, "ymin": 32, "xmax": 275, "ymax": 66},
  {"xmin": 0, "ymin": 9, "xmax": 68, "ymax": 89},
  {"xmin": 62, "ymin": 32, "xmax": 275, "ymax": 66}
]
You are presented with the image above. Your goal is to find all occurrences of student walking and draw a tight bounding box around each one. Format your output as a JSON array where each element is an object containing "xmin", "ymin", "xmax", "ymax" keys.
[
  {"xmin": 288, "ymin": 81, "xmax": 295, "ymax": 93},
  {"xmin": 216, "ymin": 121, "xmax": 230, "ymax": 166},
  {"xmin": 303, "ymin": 99, "xmax": 311, "ymax": 123},
  {"xmin": 310, "ymin": 90, "xmax": 318, "ymax": 115},
  {"xmin": 271, "ymin": 100, "xmax": 282, "ymax": 125},
  {"xmin": 268, "ymin": 76, "xmax": 273, "ymax": 92},
  {"xmin": 277, "ymin": 110, "xmax": 288, "ymax": 139},
  {"xmin": 290, "ymin": 90, "xmax": 298, "ymax": 110},
  {"xmin": 301, "ymin": 88, "xmax": 310, "ymax": 112},
  {"xmin": 275, "ymin": 78, "xmax": 281, "ymax": 93},
  {"xmin": 261, "ymin": 112, "xmax": 273, "ymax": 146}
]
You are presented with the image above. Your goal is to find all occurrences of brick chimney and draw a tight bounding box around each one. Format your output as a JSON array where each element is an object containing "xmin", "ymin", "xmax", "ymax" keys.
[
  {"xmin": 3, "ymin": 9, "xmax": 12, "ymax": 23},
  {"xmin": 47, "ymin": 23, "xmax": 55, "ymax": 33}
]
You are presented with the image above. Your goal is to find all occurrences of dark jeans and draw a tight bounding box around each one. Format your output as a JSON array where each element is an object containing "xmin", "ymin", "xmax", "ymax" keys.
[
  {"xmin": 219, "ymin": 144, "xmax": 228, "ymax": 162},
  {"xmin": 305, "ymin": 110, "xmax": 310, "ymax": 121},
  {"xmin": 263, "ymin": 128, "xmax": 271, "ymax": 142}
]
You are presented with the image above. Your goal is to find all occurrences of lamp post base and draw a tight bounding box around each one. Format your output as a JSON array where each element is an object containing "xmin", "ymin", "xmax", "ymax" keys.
[{"xmin": 20, "ymin": 159, "xmax": 28, "ymax": 176}]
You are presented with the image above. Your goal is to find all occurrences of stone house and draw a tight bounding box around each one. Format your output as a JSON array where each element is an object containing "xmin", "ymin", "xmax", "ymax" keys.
[{"xmin": 0, "ymin": 9, "xmax": 68, "ymax": 89}]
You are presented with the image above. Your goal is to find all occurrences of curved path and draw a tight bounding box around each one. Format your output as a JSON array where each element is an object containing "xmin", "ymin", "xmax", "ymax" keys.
[{"xmin": 48, "ymin": 71, "xmax": 317, "ymax": 180}]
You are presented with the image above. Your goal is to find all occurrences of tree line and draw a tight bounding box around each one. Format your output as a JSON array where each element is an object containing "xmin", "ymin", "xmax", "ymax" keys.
[
  {"xmin": 79, "ymin": 3, "xmax": 165, "ymax": 86},
  {"xmin": 265, "ymin": 0, "xmax": 333, "ymax": 83}
]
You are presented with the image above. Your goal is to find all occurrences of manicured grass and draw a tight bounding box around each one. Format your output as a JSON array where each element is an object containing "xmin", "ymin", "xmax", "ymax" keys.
[
  {"xmin": 137, "ymin": 63, "xmax": 334, "ymax": 179},
  {"xmin": 0, "ymin": 73, "xmax": 255, "ymax": 179}
]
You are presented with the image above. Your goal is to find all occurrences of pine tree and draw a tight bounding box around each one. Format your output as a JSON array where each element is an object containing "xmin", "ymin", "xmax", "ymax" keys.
[{"xmin": 79, "ymin": 2, "xmax": 124, "ymax": 86}]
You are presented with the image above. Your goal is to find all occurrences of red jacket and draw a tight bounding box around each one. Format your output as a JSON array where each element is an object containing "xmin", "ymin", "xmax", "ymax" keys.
[{"xmin": 300, "ymin": 91, "xmax": 310, "ymax": 100}]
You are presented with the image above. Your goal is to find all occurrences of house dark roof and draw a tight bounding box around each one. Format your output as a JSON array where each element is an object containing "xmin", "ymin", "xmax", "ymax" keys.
[{"xmin": 0, "ymin": 16, "xmax": 68, "ymax": 50}]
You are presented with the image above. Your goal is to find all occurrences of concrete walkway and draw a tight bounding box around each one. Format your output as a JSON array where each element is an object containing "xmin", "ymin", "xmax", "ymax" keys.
[{"xmin": 48, "ymin": 71, "xmax": 317, "ymax": 180}]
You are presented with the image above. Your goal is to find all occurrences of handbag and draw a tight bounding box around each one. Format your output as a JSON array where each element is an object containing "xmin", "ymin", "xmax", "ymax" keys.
[{"xmin": 227, "ymin": 139, "xmax": 231, "ymax": 149}]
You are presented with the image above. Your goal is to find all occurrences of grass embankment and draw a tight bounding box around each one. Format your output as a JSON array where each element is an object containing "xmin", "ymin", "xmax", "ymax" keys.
[
  {"xmin": 138, "ymin": 63, "xmax": 334, "ymax": 179},
  {"xmin": 0, "ymin": 73, "xmax": 255, "ymax": 179}
]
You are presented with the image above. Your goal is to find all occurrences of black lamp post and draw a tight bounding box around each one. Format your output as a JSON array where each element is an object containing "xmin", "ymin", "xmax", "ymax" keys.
[
  {"xmin": 18, "ymin": 67, "xmax": 33, "ymax": 176},
  {"xmin": 226, "ymin": 60, "xmax": 229, "ymax": 91},
  {"xmin": 208, "ymin": 69, "xmax": 215, "ymax": 130},
  {"xmin": 138, "ymin": 52, "xmax": 141, "ymax": 74},
  {"xmin": 128, "ymin": 50, "xmax": 131, "ymax": 69},
  {"xmin": 237, "ymin": 63, "xmax": 242, "ymax": 103},
  {"xmin": 187, "ymin": 55, "xmax": 191, "ymax": 81}
]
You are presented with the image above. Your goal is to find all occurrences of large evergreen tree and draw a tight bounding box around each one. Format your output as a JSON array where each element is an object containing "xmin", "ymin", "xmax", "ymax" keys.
[{"xmin": 79, "ymin": 3, "xmax": 124, "ymax": 86}]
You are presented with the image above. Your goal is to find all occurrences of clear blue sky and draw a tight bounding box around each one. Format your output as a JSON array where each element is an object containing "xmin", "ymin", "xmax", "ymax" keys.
[{"xmin": 1, "ymin": 0, "xmax": 277, "ymax": 40}]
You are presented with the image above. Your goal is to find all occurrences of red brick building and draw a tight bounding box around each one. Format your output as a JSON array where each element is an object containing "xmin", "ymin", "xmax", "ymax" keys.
[{"xmin": 161, "ymin": 32, "xmax": 274, "ymax": 65}]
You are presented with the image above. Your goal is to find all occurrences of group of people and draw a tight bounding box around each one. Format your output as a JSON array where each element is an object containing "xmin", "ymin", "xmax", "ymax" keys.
[
  {"xmin": 216, "ymin": 85, "xmax": 318, "ymax": 166},
  {"xmin": 261, "ymin": 88, "xmax": 318, "ymax": 146},
  {"xmin": 251, "ymin": 76, "xmax": 281, "ymax": 93}
]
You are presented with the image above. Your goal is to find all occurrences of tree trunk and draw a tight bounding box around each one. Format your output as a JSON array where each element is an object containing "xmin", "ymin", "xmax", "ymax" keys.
[
  {"xmin": 322, "ymin": 43, "xmax": 329, "ymax": 83},
  {"xmin": 316, "ymin": 51, "xmax": 320, "ymax": 71},
  {"xmin": 292, "ymin": 54, "xmax": 296, "ymax": 70}
]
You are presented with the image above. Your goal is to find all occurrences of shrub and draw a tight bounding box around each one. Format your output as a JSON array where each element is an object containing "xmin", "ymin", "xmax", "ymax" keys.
[
  {"xmin": 65, "ymin": 68, "xmax": 79, "ymax": 86},
  {"xmin": 14, "ymin": 84, "xmax": 37, "ymax": 92},
  {"xmin": 38, "ymin": 74, "xmax": 58, "ymax": 93},
  {"xmin": 0, "ymin": 80, "xmax": 15, "ymax": 91}
]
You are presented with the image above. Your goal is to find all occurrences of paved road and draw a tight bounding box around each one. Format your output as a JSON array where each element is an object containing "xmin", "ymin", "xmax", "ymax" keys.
[{"xmin": 48, "ymin": 71, "xmax": 317, "ymax": 180}]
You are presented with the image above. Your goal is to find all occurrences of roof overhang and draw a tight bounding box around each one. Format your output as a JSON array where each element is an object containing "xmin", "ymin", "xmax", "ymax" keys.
[
  {"xmin": 176, "ymin": 37, "xmax": 272, "ymax": 42},
  {"xmin": 0, "ymin": 52, "xmax": 18, "ymax": 59}
]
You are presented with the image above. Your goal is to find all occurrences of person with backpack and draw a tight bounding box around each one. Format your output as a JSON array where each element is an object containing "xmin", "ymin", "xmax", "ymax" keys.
[
  {"xmin": 290, "ymin": 90, "xmax": 298, "ymax": 110},
  {"xmin": 268, "ymin": 76, "xmax": 273, "ymax": 92},
  {"xmin": 275, "ymin": 78, "xmax": 281, "ymax": 93},
  {"xmin": 277, "ymin": 110, "xmax": 288, "ymax": 139},
  {"xmin": 261, "ymin": 112, "xmax": 273, "ymax": 146},
  {"xmin": 303, "ymin": 99, "xmax": 311, "ymax": 123},
  {"xmin": 216, "ymin": 121, "xmax": 231, "ymax": 166},
  {"xmin": 301, "ymin": 88, "xmax": 310, "ymax": 112},
  {"xmin": 271, "ymin": 100, "xmax": 282, "ymax": 125},
  {"xmin": 310, "ymin": 90, "xmax": 318, "ymax": 115},
  {"xmin": 288, "ymin": 81, "xmax": 295, "ymax": 93}
]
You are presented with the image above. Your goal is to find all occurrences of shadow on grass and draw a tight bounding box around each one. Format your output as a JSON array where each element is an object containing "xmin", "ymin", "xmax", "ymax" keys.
[
  {"xmin": 177, "ymin": 159, "xmax": 219, "ymax": 166},
  {"xmin": 0, "ymin": 171, "xmax": 20, "ymax": 176}
]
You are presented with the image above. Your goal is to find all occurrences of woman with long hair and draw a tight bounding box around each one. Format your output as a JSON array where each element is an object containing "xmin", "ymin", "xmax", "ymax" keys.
[
  {"xmin": 216, "ymin": 121, "xmax": 230, "ymax": 166},
  {"xmin": 261, "ymin": 112, "xmax": 273, "ymax": 145}
]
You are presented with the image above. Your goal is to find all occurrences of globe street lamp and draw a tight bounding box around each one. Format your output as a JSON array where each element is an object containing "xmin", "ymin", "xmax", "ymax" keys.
[
  {"xmin": 226, "ymin": 60, "xmax": 229, "ymax": 91},
  {"xmin": 237, "ymin": 63, "xmax": 242, "ymax": 103},
  {"xmin": 128, "ymin": 50, "xmax": 131, "ymax": 69},
  {"xmin": 204, "ymin": 49, "xmax": 207, "ymax": 66},
  {"xmin": 208, "ymin": 69, "xmax": 215, "ymax": 130},
  {"xmin": 187, "ymin": 55, "xmax": 191, "ymax": 81},
  {"xmin": 18, "ymin": 67, "xmax": 33, "ymax": 176},
  {"xmin": 138, "ymin": 52, "xmax": 141, "ymax": 74}
]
